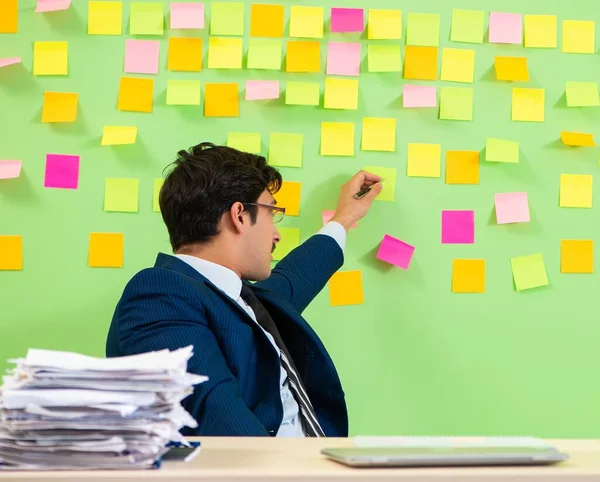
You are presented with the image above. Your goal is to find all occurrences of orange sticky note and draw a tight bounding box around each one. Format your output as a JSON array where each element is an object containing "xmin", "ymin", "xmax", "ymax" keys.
[
  {"xmin": 0, "ymin": 235, "xmax": 22, "ymax": 270},
  {"xmin": 286, "ymin": 41, "xmax": 320, "ymax": 73},
  {"xmin": 561, "ymin": 240, "xmax": 594, "ymax": 274},
  {"xmin": 329, "ymin": 270, "xmax": 364, "ymax": 306},
  {"xmin": 118, "ymin": 77, "xmax": 153, "ymax": 113},
  {"xmin": 42, "ymin": 92, "xmax": 78, "ymax": 123},
  {"xmin": 167, "ymin": 38, "xmax": 202, "ymax": 71},
  {"xmin": 445, "ymin": 150, "xmax": 479, "ymax": 184},
  {"xmin": 495, "ymin": 56, "xmax": 529, "ymax": 81},
  {"xmin": 403, "ymin": 46, "xmax": 438, "ymax": 80},
  {"xmin": 204, "ymin": 83, "xmax": 239, "ymax": 117},
  {"xmin": 0, "ymin": 0, "xmax": 18, "ymax": 33},
  {"xmin": 452, "ymin": 259, "xmax": 485, "ymax": 293},
  {"xmin": 274, "ymin": 181, "xmax": 301, "ymax": 216},
  {"xmin": 88, "ymin": 233, "xmax": 124, "ymax": 268},
  {"xmin": 560, "ymin": 132, "xmax": 595, "ymax": 147},
  {"xmin": 250, "ymin": 4, "xmax": 284, "ymax": 38}
]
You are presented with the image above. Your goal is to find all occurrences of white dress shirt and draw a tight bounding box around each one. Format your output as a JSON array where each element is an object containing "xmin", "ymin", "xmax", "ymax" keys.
[{"xmin": 175, "ymin": 221, "xmax": 346, "ymax": 437}]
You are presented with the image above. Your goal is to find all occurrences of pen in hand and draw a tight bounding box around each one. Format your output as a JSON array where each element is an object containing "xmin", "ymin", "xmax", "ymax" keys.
[{"xmin": 354, "ymin": 178, "xmax": 384, "ymax": 199}]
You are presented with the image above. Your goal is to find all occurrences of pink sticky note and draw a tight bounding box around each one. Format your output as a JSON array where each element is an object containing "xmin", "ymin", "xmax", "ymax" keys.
[
  {"xmin": 44, "ymin": 154, "xmax": 80, "ymax": 189},
  {"xmin": 322, "ymin": 210, "xmax": 357, "ymax": 229},
  {"xmin": 326, "ymin": 42, "xmax": 361, "ymax": 76},
  {"xmin": 245, "ymin": 80, "xmax": 280, "ymax": 100},
  {"xmin": 489, "ymin": 12, "xmax": 522, "ymax": 44},
  {"xmin": 442, "ymin": 210, "xmax": 475, "ymax": 244},
  {"xmin": 124, "ymin": 40, "xmax": 160, "ymax": 75},
  {"xmin": 331, "ymin": 8, "xmax": 364, "ymax": 33},
  {"xmin": 170, "ymin": 2, "xmax": 204, "ymax": 29},
  {"xmin": 376, "ymin": 234, "xmax": 415, "ymax": 270},
  {"xmin": 0, "ymin": 160, "xmax": 22, "ymax": 179},
  {"xmin": 35, "ymin": 0, "xmax": 71, "ymax": 12},
  {"xmin": 0, "ymin": 58, "xmax": 21, "ymax": 69},
  {"xmin": 403, "ymin": 84, "xmax": 437, "ymax": 108},
  {"xmin": 495, "ymin": 192, "xmax": 530, "ymax": 224}
]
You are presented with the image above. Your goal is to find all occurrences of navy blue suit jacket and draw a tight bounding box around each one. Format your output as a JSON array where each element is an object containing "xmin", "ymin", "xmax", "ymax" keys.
[{"xmin": 105, "ymin": 233, "xmax": 348, "ymax": 437}]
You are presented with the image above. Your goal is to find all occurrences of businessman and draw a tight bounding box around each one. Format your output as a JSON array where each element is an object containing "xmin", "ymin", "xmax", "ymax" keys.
[{"xmin": 106, "ymin": 142, "xmax": 382, "ymax": 437}]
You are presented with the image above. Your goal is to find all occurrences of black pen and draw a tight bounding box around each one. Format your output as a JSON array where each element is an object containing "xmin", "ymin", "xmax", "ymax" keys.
[{"xmin": 354, "ymin": 179, "xmax": 384, "ymax": 199}]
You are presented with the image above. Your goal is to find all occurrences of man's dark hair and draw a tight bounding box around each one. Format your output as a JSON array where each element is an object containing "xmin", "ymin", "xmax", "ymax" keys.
[{"xmin": 159, "ymin": 142, "xmax": 282, "ymax": 252}]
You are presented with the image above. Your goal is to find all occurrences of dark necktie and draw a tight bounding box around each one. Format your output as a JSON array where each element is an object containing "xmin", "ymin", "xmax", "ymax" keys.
[{"xmin": 240, "ymin": 284, "xmax": 325, "ymax": 437}]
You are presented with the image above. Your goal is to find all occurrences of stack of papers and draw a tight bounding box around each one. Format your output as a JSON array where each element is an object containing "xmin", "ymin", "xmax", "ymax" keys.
[{"xmin": 0, "ymin": 346, "xmax": 207, "ymax": 470}]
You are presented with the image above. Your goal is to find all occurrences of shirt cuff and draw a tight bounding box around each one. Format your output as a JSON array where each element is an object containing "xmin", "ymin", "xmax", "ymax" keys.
[{"xmin": 317, "ymin": 221, "xmax": 347, "ymax": 253}]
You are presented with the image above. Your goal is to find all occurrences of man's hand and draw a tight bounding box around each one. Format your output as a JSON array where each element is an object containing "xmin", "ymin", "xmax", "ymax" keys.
[{"xmin": 330, "ymin": 170, "xmax": 383, "ymax": 231}]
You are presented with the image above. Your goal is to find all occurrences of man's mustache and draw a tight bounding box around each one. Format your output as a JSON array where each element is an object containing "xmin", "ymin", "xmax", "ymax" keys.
[{"xmin": 272, "ymin": 243, "xmax": 276, "ymax": 253}]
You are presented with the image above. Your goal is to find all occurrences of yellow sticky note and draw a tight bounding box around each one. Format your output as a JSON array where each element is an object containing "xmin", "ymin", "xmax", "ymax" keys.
[
  {"xmin": 204, "ymin": 83, "xmax": 239, "ymax": 117},
  {"xmin": 368, "ymin": 9, "xmax": 401, "ymax": 39},
  {"xmin": 153, "ymin": 178, "xmax": 163, "ymax": 212},
  {"xmin": 450, "ymin": 9, "xmax": 484, "ymax": 44},
  {"xmin": 362, "ymin": 166, "xmax": 396, "ymax": 202},
  {"xmin": 445, "ymin": 151, "xmax": 479, "ymax": 184},
  {"xmin": 512, "ymin": 88, "xmax": 544, "ymax": 122},
  {"xmin": 324, "ymin": 78, "xmax": 359, "ymax": 110},
  {"xmin": 561, "ymin": 132, "xmax": 595, "ymax": 147},
  {"xmin": 286, "ymin": 41, "xmax": 320, "ymax": 73},
  {"xmin": 486, "ymin": 138, "xmax": 519, "ymax": 163},
  {"xmin": 560, "ymin": 174, "xmax": 592, "ymax": 208},
  {"xmin": 274, "ymin": 181, "xmax": 301, "ymax": 216},
  {"xmin": 268, "ymin": 133, "xmax": 303, "ymax": 168},
  {"xmin": 439, "ymin": 87, "xmax": 473, "ymax": 121},
  {"xmin": 440, "ymin": 48, "xmax": 475, "ymax": 83},
  {"xmin": 495, "ymin": 56, "xmax": 529, "ymax": 81},
  {"xmin": 273, "ymin": 227, "xmax": 300, "ymax": 261},
  {"xmin": 0, "ymin": 0, "xmax": 18, "ymax": 34},
  {"xmin": 167, "ymin": 38, "xmax": 202, "ymax": 72},
  {"xmin": 101, "ymin": 126, "xmax": 137, "ymax": 146},
  {"xmin": 166, "ymin": 79, "xmax": 201, "ymax": 105},
  {"xmin": 130, "ymin": 2, "xmax": 164, "ymax": 35},
  {"xmin": 321, "ymin": 122, "xmax": 355, "ymax": 156},
  {"xmin": 367, "ymin": 45, "xmax": 402, "ymax": 72},
  {"xmin": 406, "ymin": 12, "xmax": 440, "ymax": 47},
  {"xmin": 361, "ymin": 117, "xmax": 396, "ymax": 152},
  {"xmin": 208, "ymin": 38, "xmax": 242, "ymax": 69},
  {"xmin": 329, "ymin": 270, "xmax": 364, "ymax": 306},
  {"xmin": 118, "ymin": 77, "xmax": 153, "ymax": 113},
  {"xmin": 42, "ymin": 92, "xmax": 78, "ymax": 123},
  {"xmin": 247, "ymin": 39, "xmax": 282, "ymax": 70},
  {"xmin": 407, "ymin": 143, "xmax": 441, "ymax": 178},
  {"xmin": 88, "ymin": 233, "xmax": 124, "ymax": 268},
  {"xmin": 565, "ymin": 81, "xmax": 600, "ymax": 107},
  {"xmin": 289, "ymin": 6, "xmax": 323, "ymax": 39},
  {"xmin": 104, "ymin": 178, "xmax": 139, "ymax": 213},
  {"xmin": 524, "ymin": 14, "xmax": 557, "ymax": 48},
  {"xmin": 511, "ymin": 253, "xmax": 548, "ymax": 291},
  {"xmin": 250, "ymin": 3, "xmax": 284, "ymax": 38},
  {"xmin": 452, "ymin": 259, "xmax": 485, "ymax": 293},
  {"xmin": 227, "ymin": 132, "xmax": 261, "ymax": 154},
  {"xmin": 285, "ymin": 81, "xmax": 320, "ymax": 106},
  {"xmin": 0, "ymin": 235, "xmax": 22, "ymax": 271},
  {"xmin": 88, "ymin": 1, "xmax": 122, "ymax": 35},
  {"xmin": 34, "ymin": 42, "xmax": 68, "ymax": 75},
  {"xmin": 562, "ymin": 20, "xmax": 595, "ymax": 54},
  {"xmin": 403, "ymin": 46, "xmax": 438, "ymax": 81},
  {"xmin": 561, "ymin": 240, "xmax": 594, "ymax": 274}
]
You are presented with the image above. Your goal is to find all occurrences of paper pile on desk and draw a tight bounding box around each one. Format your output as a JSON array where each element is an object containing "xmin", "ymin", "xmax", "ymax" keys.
[{"xmin": 0, "ymin": 346, "xmax": 207, "ymax": 470}]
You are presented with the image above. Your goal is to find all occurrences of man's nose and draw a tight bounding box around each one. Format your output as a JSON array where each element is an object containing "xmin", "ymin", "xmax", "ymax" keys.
[{"xmin": 273, "ymin": 228, "xmax": 281, "ymax": 244}]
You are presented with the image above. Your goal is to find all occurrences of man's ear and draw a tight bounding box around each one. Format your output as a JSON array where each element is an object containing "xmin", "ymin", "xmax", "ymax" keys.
[{"xmin": 228, "ymin": 201, "xmax": 246, "ymax": 234}]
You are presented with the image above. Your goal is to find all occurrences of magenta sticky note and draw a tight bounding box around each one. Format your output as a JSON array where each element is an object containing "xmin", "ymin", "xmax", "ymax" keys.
[
  {"xmin": 442, "ymin": 210, "xmax": 475, "ymax": 244},
  {"xmin": 326, "ymin": 42, "xmax": 361, "ymax": 76},
  {"xmin": 322, "ymin": 210, "xmax": 357, "ymax": 229},
  {"xmin": 376, "ymin": 234, "xmax": 415, "ymax": 270},
  {"xmin": 44, "ymin": 154, "xmax": 80, "ymax": 189},
  {"xmin": 495, "ymin": 192, "xmax": 530, "ymax": 224},
  {"xmin": 489, "ymin": 12, "xmax": 522, "ymax": 44},
  {"xmin": 403, "ymin": 84, "xmax": 437, "ymax": 108},
  {"xmin": 0, "ymin": 58, "xmax": 21, "ymax": 69},
  {"xmin": 331, "ymin": 8, "xmax": 364, "ymax": 33},
  {"xmin": 35, "ymin": 0, "xmax": 71, "ymax": 12},
  {"xmin": 245, "ymin": 80, "xmax": 280, "ymax": 100},
  {"xmin": 170, "ymin": 2, "xmax": 204, "ymax": 29},
  {"xmin": 0, "ymin": 160, "xmax": 22, "ymax": 179},
  {"xmin": 124, "ymin": 40, "xmax": 160, "ymax": 75}
]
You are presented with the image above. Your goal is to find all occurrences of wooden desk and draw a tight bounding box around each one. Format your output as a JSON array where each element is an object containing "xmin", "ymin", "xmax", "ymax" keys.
[{"xmin": 2, "ymin": 437, "xmax": 600, "ymax": 481}]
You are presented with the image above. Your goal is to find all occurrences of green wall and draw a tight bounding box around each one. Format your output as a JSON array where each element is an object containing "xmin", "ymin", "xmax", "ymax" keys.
[{"xmin": 2, "ymin": 0, "xmax": 600, "ymax": 438}]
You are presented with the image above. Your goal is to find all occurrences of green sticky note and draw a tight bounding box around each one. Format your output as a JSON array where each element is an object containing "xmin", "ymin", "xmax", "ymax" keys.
[
  {"xmin": 511, "ymin": 253, "xmax": 549, "ymax": 291},
  {"xmin": 285, "ymin": 81, "xmax": 320, "ymax": 106},
  {"xmin": 166, "ymin": 80, "xmax": 201, "ymax": 105},
  {"xmin": 450, "ymin": 9, "xmax": 484, "ymax": 43},
  {"xmin": 273, "ymin": 227, "xmax": 300, "ymax": 261},
  {"xmin": 406, "ymin": 12, "xmax": 440, "ymax": 47},
  {"xmin": 565, "ymin": 81, "xmax": 600, "ymax": 107},
  {"xmin": 268, "ymin": 133, "xmax": 303, "ymax": 167},
  {"xmin": 367, "ymin": 45, "xmax": 402, "ymax": 72},
  {"xmin": 104, "ymin": 178, "xmax": 139, "ymax": 213},
  {"xmin": 130, "ymin": 2, "xmax": 164, "ymax": 35},
  {"xmin": 227, "ymin": 132, "xmax": 261, "ymax": 153},
  {"xmin": 210, "ymin": 1, "xmax": 244, "ymax": 35},
  {"xmin": 247, "ymin": 39, "xmax": 282, "ymax": 70},
  {"xmin": 440, "ymin": 87, "xmax": 474, "ymax": 121},
  {"xmin": 153, "ymin": 178, "xmax": 164, "ymax": 212},
  {"xmin": 362, "ymin": 165, "xmax": 396, "ymax": 202},
  {"xmin": 486, "ymin": 138, "xmax": 519, "ymax": 163}
]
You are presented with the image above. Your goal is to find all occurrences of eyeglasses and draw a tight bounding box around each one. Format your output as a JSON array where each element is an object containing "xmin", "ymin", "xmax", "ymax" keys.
[{"xmin": 244, "ymin": 203, "xmax": 286, "ymax": 223}]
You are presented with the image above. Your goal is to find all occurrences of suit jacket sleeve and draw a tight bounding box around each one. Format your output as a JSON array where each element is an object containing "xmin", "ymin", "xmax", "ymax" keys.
[
  {"xmin": 255, "ymin": 233, "xmax": 344, "ymax": 314},
  {"xmin": 114, "ymin": 269, "xmax": 270, "ymax": 437}
]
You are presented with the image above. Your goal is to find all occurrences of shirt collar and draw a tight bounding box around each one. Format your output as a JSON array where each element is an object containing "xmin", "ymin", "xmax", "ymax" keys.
[{"xmin": 174, "ymin": 254, "xmax": 242, "ymax": 301}]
